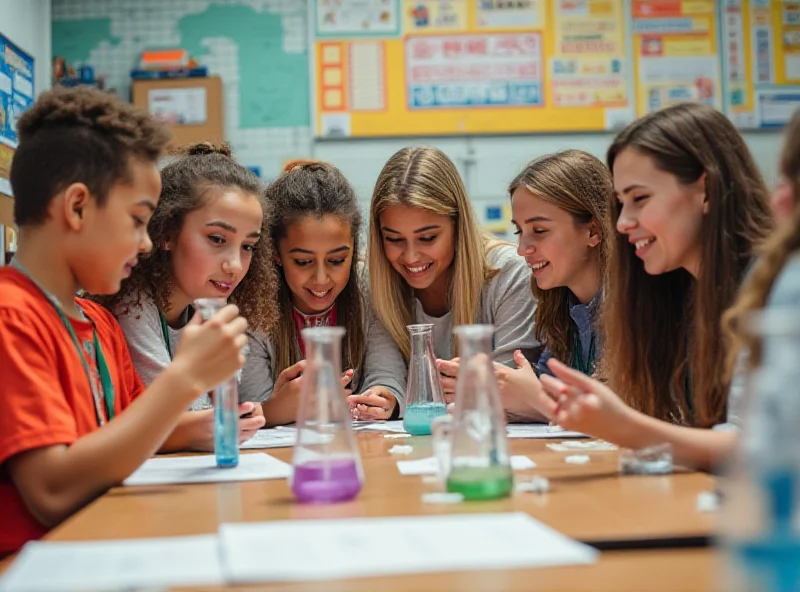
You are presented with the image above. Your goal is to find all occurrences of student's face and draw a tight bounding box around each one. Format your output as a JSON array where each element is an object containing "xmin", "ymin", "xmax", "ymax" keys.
[
  {"xmin": 73, "ymin": 158, "xmax": 161, "ymax": 295},
  {"xmin": 167, "ymin": 190, "xmax": 263, "ymax": 304},
  {"xmin": 378, "ymin": 205, "xmax": 455, "ymax": 293},
  {"xmin": 276, "ymin": 214, "xmax": 354, "ymax": 315},
  {"xmin": 613, "ymin": 148, "xmax": 706, "ymax": 277},
  {"xmin": 511, "ymin": 187, "xmax": 600, "ymax": 292}
]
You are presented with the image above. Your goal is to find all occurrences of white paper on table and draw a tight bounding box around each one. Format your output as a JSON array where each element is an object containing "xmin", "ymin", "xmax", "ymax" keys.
[
  {"xmin": 240, "ymin": 427, "xmax": 333, "ymax": 450},
  {"xmin": 353, "ymin": 420, "xmax": 407, "ymax": 433},
  {"xmin": 124, "ymin": 453, "xmax": 291, "ymax": 486},
  {"xmin": 506, "ymin": 425, "xmax": 586, "ymax": 439},
  {"xmin": 240, "ymin": 427, "xmax": 297, "ymax": 449},
  {"xmin": 219, "ymin": 512, "xmax": 597, "ymax": 582},
  {"xmin": 397, "ymin": 455, "xmax": 536, "ymax": 476},
  {"xmin": 0, "ymin": 535, "xmax": 223, "ymax": 592}
]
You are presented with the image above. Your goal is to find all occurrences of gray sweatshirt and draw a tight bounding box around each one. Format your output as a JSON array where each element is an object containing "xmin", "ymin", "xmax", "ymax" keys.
[
  {"xmin": 115, "ymin": 283, "xmax": 406, "ymax": 413},
  {"xmin": 370, "ymin": 244, "xmax": 538, "ymax": 392}
]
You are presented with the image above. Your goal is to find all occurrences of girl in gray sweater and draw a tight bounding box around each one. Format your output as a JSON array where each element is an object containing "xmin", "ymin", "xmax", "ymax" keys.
[{"xmin": 357, "ymin": 146, "xmax": 537, "ymax": 419}]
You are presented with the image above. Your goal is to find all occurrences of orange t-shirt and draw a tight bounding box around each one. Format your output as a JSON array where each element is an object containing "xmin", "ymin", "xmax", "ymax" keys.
[{"xmin": 0, "ymin": 268, "xmax": 145, "ymax": 555}]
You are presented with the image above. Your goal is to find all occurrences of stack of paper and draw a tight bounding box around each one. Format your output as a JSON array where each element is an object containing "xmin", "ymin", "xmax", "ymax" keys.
[
  {"xmin": 506, "ymin": 425, "xmax": 585, "ymax": 439},
  {"xmin": 219, "ymin": 512, "xmax": 598, "ymax": 582},
  {"xmin": 123, "ymin": 453, "xmax": 291, "ymax": 486},
  {"xmin": 0, "ymin": 536, "xmax": 223, "ymax": 592}
]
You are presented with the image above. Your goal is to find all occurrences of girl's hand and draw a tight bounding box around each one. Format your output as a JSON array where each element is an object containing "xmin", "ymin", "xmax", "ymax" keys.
[
  {"xmin": 237, "ymin": 402, "xmax": 266, "ymax": 443},
  {"xmin": 494, "ymin": 350, "xmax": 557, "ymax": 421},
  {"xmin": 540, "ymin": 359, "xmax": 635, "ymax": 440},
  {"xmin": 347, "ymin": 387, "xmax": 397, "ymax": 420},
  {"xmin": 435, "ymin": 358, "xmax": 460, "ymax": 404}
]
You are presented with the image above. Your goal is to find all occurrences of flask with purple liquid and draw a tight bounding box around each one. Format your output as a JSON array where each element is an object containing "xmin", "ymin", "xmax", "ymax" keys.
[{"xmin": 291, "ymin": 326, "xmax": 363, "ymax": 503}]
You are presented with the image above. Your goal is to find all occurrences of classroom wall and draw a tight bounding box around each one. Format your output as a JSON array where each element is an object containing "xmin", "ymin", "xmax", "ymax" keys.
[
  {"xmin": 50, "ymin": 0, "xmax": 782, "ymax": 233},
  {"xmin": 2, "ymin": 0, "xmax": 52, "ymax": 98},
  {"xmin": 1, "ymin": 0, "xmax": 52, "ymax": 227}
]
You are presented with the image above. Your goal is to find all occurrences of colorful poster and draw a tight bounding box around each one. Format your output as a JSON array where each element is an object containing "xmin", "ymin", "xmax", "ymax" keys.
[
  {"xmin": 757, "ymin": 90, "xmax": 800, "ymax": 127},
  {"xmin": 475, "ymin": 0, "xmax": 544, "ymax": 29},
  {"xmin": 403, "ymin": 0, "xmax": 467, "ymax": 33},
  {"xmin": 631, "ymin": 1, "xmax": 720, "ymax": 116},
  {"xmin": 782, "ymin": 2, "xmax": 800, "ymax": 82},
  {"xmin": 0, "ymin": 32, "xmax": 34, "ymax": 197},
  {"xmin": 405, "ymin": 33, "xmax": 543, "ymax": 108},
  {"xmin": 316, "ymin": 0, "xmax": 400, "ymax": 36},
  {"xmin": 550, "ymin": 0, "xmax": 627, "ymax": 108}
]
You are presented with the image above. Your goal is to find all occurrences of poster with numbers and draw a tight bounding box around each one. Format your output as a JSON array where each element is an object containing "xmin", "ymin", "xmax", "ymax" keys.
[{"xmin": 0, "ymin": 32, "xmax": 35, "ymax": 197}]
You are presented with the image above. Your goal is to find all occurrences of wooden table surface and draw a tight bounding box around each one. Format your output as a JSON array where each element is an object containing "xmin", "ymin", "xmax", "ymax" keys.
[{"xmin": 2, "ymin": 432, "xmax": 721, "ymax": 590}]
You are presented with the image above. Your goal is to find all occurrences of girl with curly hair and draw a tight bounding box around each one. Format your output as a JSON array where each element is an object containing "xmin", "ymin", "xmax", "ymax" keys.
[
  {"xmin": 97, "ymin": 142, "xmax": 279, "ymax": 450},
  {"xmin": 259, "ymin": 160, "xmax": 405, "ymax": 426}
]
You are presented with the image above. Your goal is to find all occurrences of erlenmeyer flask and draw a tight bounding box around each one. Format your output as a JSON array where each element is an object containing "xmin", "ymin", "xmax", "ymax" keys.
[
  {"xmin": 291, "ymin": 326, "xmax": 364, "ymax": 503},
  {"xmin": 432, "ymin": 324, "xmax": 512, "ymax": 500},
  {"xmin": 403, "ymin": 324, "xmax": 447, "ymax": 435}
]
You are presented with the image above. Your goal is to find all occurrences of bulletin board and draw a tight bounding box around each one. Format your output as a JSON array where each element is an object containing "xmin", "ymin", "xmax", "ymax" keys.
[
  {"xmin": 721, "ymin": 0, "xmax": 800, "ymax": 129},
  {"xmin": 630, "ymin": 1, "xmax": 721, "ymax": 116},
  {"xmin": 311, "ymin": 1, "xmax": 796, "ymax": 138},
  {"xmin": 311, "ymin": 0, "xmax": 635, "ymax": 138},
  {"xmin": 0, "ymin": 31, "xmax": 35, "ymax": 198}
]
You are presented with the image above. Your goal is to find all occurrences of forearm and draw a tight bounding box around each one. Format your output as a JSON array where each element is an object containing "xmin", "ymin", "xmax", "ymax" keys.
[
  {"xmin": 12, "ymin": 365, "xmax": 202, "ymax": 526},
  {"xmin": 158, "ymin": 410, "xmax": 213, "ymax": 453},
  {"xmin": 261, "ymin": 393, "xmax": 298, "ymax": 427},
  {"xmin": 618, "ymin": 410, "xmax": 739, "ymax": 471}
]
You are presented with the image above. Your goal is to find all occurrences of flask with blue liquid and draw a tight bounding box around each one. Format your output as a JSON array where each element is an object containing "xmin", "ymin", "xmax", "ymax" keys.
[{"xmin": 721, "ymin": 309, "xmax": 800, "ymax": 592}]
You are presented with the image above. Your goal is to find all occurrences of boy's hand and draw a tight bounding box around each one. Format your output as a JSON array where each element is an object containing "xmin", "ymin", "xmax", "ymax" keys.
[
  {"xmin": 172, "ymin": 304, "xmax": 248, "ymax": 397},
  {"xmin": 348, "ymin": 387, "xmax": 397, "ymax": 420}
]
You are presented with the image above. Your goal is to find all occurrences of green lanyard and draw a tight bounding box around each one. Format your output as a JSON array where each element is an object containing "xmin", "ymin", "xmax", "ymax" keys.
[
  {"xmin": 571, "ymin": 330, "xmax": 596, "ymax": 375},
  {"xmin": 159, "ymin": 312, "xmax": 173, "ymax": 360},
  {"xmin": 10, "ymin": 260, "xmax": 115, "ymax": 426}
]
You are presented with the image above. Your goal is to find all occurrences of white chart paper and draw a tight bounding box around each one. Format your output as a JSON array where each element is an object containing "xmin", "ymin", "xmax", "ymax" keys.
[
  {"xmin": 397, "ymin": 455, "xmax": 536, "ymax": 476},
  {"xmin": 124, "ymin": 453, "xmax": 291, "ymax": 486},
  {"xmin": 219, "ymin": 512, "xmax": 597, "ymax": 582},
  {"xmin": 0, "ymin": 535, "xmax": 223, "ymax": 592}
]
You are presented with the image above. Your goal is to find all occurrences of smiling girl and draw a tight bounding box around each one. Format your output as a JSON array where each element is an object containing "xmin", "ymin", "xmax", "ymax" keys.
[
  {"xmin": 98, "ymin": 142, "xmax": 279, "ymax": 450},
  {"xmin": 253, "ymin": 160, "xmax": 404, "ymax": 426},
  {"xmin": 536, "ymin": 104, "xmax": 774, "ymax": 470},
  {"xmin": 493, "ymin": 150, "xmax": 612, "ymax": 420},
  {"xmin": 367, "ymin": 146, "xmax": 537, "ymax": 406}
]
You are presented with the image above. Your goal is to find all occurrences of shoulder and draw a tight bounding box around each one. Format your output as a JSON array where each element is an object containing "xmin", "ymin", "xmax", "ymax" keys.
[
  {"xmin": 484, "ymin": 244, "xmax": 530, "ymax": 291},
  {"xmin": 487, "ymin": 243, "xmax": 527, "ymax": 273},
  {"xmin": 768, "ymin": 254, "xmax": 800, "ymax": 308},
  {"xmin": 0, "ymin": 269, "xmax": 52, "ymax": 319}
]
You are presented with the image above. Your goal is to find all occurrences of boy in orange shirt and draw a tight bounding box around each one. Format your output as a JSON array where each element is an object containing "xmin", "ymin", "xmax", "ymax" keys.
[{"xmin": 0, "ymin": 86, "xmax": 250, "ymax": 556}]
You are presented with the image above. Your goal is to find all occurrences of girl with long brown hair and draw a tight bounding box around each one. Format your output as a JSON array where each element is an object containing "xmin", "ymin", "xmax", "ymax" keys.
[
  {"xmin": 535, "ymin": 103, "xmax": 774, "ymax": 470},
  {"xmin": 496, "ymin": 150, "xmax": 612, "ymax": 420}
]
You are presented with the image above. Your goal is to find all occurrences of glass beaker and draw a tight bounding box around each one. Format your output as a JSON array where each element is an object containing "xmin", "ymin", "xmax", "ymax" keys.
[
  {"xmin": 291, "ymin": 327, "xmax": 364, "ymax": 503},
  {"xmin": 720, "ymin": 309, "xmax": 800, "ymax": 592},
  {"xmin": 431, "ymin": 324, "xmax": 512, "ymax": 500},
  {"xmin": 403, "ymin": 324, "xmax": 447, "ymax": 435},
  {"xmin": 195, "ymin": 297, "xmax": 239, "ymax": 468}
]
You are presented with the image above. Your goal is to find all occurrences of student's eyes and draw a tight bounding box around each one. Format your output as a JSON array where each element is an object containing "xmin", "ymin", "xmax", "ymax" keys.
[
  {"xmin": 132, "ymin": 216, "xmax": 146, "ymax": 228},
  {"xmin": 418, "ymin": 235, "xmax": 436, "ymax": 243},
  {"xmin": 293, "ymin": 259, "xmax": 312, "ymax": 267},
  {"xmin": 208, "ymin": 234, "xmax": 226, "ymax": 245},
  {"xmin": 512, "ymin": 228, "xmax": 521, "ymax": 236},
  {"xmin": 384, "ymin": 236, "xmax": 403, "ymax": 244},
  {"xmin": 329, "ymin": 258, "xmax": 346, "ymax": 266},
  {"xmin": 242, "ymin": 243, "xmax": 256, "ymax": 253},
  {"xmin": 632, "ymin": 195, "xmax": 650, "ymax": 204},
  {"xmin": 533, "ymin": 229, "xmax": 548, "ymax": 235}
]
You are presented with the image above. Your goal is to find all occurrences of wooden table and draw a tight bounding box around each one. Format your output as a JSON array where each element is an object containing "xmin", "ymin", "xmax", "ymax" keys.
[{"xmin": 2, "ymin": 433, "xmax": 721, "ymax": 590}]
